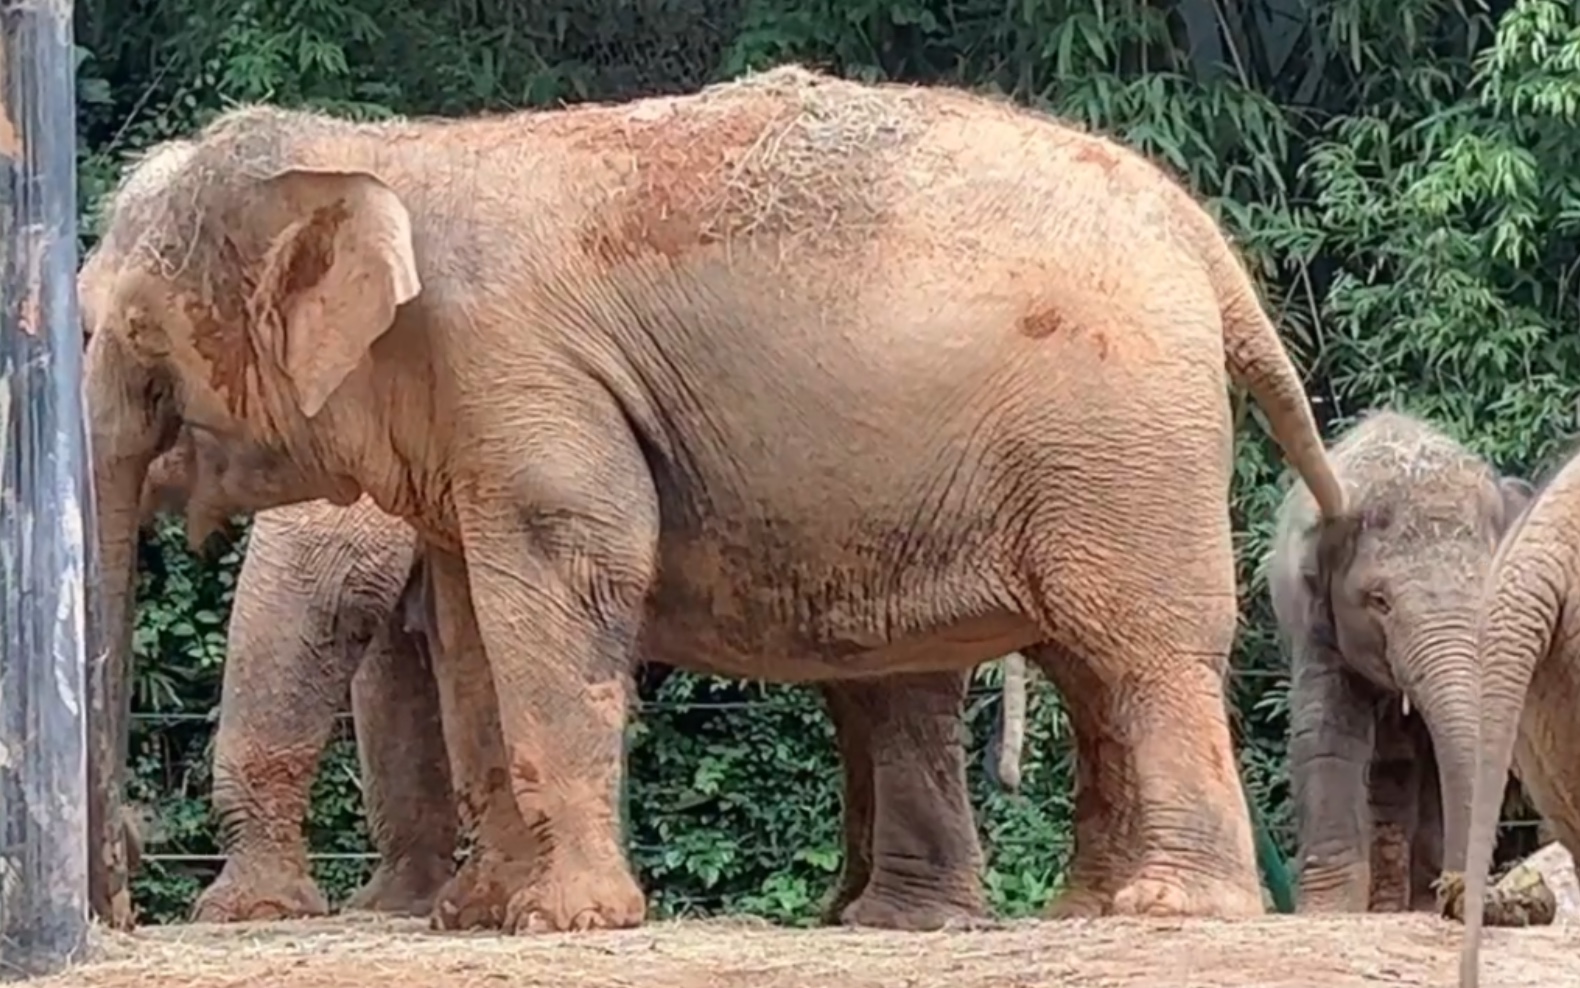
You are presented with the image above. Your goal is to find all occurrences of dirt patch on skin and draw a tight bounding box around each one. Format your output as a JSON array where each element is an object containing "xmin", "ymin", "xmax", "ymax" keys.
[
  {"xmin": 573, "ymin": 64, "xmax": 924, "ymax": 266},
  {"xmin": 38, "ymin": 913, "xmax": 1580, "ymax": 987}
]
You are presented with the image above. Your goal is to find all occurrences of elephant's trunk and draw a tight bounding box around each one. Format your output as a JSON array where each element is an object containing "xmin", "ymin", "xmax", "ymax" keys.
[
  {"xmin": 1458, "ymin": 539, "xmax": 1568, "ymax": 988},
  {"xmin": 1395, "ymin": 622, "xmax": 1482, "ymax": 877},
  {"xmin": 86, "ymin": 445, "xmax": 156, "ymax": 928},
  {"xmin": 83, "ymin": 332, "xmax": 174, "ymax": 929},
  {"xmin": 983, "ymin": 653, "xmax": 1029, "ymax": 792}
]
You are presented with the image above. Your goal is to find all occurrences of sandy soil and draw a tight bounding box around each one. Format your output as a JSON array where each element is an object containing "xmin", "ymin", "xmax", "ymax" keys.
[{"xmin": 25, "ymin": 912, "xmax": 1580, "ymax": 988}]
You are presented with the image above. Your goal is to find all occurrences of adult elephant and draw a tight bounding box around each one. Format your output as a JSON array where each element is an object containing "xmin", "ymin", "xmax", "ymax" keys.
[
  {"xmin": 132, "ymin": 425, "xmax": 1035, "ymax": 928},
  {"xmin": 1264, "ymin": 410, "xmax": 1532, "ymax": 915},
  {"xmin": 81, "ymin": 65, "xmax": 1343, "ymax": 932},
  {"xmin": 1458, "ymin": 443, "xmax": 1580, "ymax": 988}
]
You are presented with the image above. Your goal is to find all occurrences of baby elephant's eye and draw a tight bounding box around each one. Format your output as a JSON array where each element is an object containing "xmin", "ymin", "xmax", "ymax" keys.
[{"xmin": 1364, "ymin": 589, "xmax": 1392, "ymax": 615}]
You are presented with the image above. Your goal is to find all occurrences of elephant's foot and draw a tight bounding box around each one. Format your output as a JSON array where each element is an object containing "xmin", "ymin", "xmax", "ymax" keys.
[
  {"xmin": 501, "ymin": 855, "xmax": 646, "ymax": 933},
  {"xmin": 836, "ymin": 881, "xmax": 992, "ymax": 932},
  {"xmin": 819, "ymin": 868, "xmax": 868, "ymax": 926},
  {"xmin": 1042, "ymin": 837, "xmax": 1133, "ymax": 920},
  {"xmin": 1109, "ymin": 868, "xmax": 1264, "ymax": 920},
  {"xmin": 1043, "ymin": 884, "xmax": 1113, "ymax": 919},
  {"xmin": 429, "ymin": 852, "xmax": 534, "ymax": 930},
  {"xmin": 1296, "ymin": 860, "xmax": 1370, "ymax": 914},
  {"xmin": 432, "ymin": 850, "xmax": 645, "ymax": 934},
  {"xmin": 344, "ymin": 852, "xmax": 456, "ymax": 916},
  {"xmin": 191, "ymin": 856, "xmax": 329, "ymax": 923}
]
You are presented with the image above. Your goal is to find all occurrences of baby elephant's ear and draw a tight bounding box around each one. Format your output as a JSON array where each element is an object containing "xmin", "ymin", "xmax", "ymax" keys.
[
  {"xmin": 251, "ymin": 167, "xmax": 422, "ymax": 419},
  {"xmin": 1496, "ymin": 476, "xmax": 1537, "ymax": 531},
  {"xmin": 1300, "ymin": 509, "xmax": 1374, "ymax": 652}
]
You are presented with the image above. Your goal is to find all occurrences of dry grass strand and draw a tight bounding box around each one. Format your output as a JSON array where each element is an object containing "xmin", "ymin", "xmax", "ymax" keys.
[
  {"xmin": 31, "ymin": 913, "xmax": 1580, "ymax": 988},
  {"xmin": 687, "ymin": 65, "xmax": 920, "ymax": 244}
]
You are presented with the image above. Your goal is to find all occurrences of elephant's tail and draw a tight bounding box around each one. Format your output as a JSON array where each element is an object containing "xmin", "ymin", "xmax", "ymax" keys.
[
  {"xmin": 992, "ymin": 653, "xmax": 1029, "ymax": 792},
  {"xmin": 1204, "ymin": 232, "xmax": 1345, "ymax": 520}
]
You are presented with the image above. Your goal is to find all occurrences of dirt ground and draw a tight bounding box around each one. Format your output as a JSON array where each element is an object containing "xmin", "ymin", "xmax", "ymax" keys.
[{"xmin": 27, "ymin": 912, "xmax": 1580, "ymax": 988}]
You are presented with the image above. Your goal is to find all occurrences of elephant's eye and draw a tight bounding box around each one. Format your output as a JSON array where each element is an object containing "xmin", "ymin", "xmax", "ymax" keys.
[{"xmin": 1364, "ymin": 589, "xmax": 1391, "ymax": 615}]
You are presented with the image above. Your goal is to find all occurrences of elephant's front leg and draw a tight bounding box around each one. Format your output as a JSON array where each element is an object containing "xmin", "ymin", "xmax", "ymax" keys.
[
  {"xmin": 343, "ymin": 621, "xmax": 459, "ymax": 916},
  {"xmin": 1289, "ymin": 655, "xmax": 1376, "ymax": 913},
  {"xmin": 422, "ymin": 547, "xmax": 547, "ymax": 931},
  {"xmin": 450, "ymin": 416, "xmax": 654, "ymax": 933},
  {"xmin": 1367, "ymin": 703, "xmax": 1420, "ymax": 913},
  {"xmin": 819, "ymin": 672, "xmax": 988, "ymax": 930},
  {"xmin": 192, "ymin": 563, "xmax": 359, "ymax": 922}
]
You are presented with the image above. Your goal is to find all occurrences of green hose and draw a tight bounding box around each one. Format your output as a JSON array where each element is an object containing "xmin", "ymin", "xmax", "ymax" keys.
[{"xmin": 1246, "ymin": 782, "xmax": 1296, "ymax": 913}]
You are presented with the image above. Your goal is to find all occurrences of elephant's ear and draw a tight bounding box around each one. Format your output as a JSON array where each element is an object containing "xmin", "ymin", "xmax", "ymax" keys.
[
  {"xmin": 1496, "ymin": 476, "xmax": 1536, "ymax": 532},
  {"xmin": 1301, "ymin": 506, "xmax": 1386, "ymax": 651},
  {"xmin": 250, "ymin": 167, "xmax": 421, "ymax": 419}
]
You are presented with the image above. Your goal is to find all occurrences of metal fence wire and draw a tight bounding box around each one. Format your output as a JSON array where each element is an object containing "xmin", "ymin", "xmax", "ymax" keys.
[{"xmin": 124, "ymin": 681, "xmax": 1546, "ymax": 872}]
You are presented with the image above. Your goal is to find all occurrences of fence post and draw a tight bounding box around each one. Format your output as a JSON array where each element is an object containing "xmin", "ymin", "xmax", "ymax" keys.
[{"xmin": 0, "ymin": 0, "xmax": 90, "ymax": 978}]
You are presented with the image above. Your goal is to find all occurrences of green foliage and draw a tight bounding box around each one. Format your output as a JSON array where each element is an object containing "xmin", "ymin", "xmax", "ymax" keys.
[{"xmin": 81, "ymin": 0, "xmax": 1565, "ymax": 924}]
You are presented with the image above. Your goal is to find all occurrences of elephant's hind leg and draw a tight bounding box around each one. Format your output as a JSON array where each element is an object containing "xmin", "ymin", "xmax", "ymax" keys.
[
  {"xmin": 820, "ymin": 672, "xmax": 989, "ymax": 930},
  {"xmin": 1020, "ymin": 504, "xmax": 1262, "ymax": 918},
  {"xmin": 1030, "ymin": 641, "xmax": 1137, "ymax": 919},
  {"xmin": 343, "ymin": 621, "xmax": 459, "ymax": 916},
  {"xmin": 819, "ymin": 682, "xmax": 875, "ymax": 924}
]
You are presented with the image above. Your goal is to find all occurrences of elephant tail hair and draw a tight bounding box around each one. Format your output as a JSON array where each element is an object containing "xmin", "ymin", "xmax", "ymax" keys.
[{"xmin": 1206, "ymin": 234, "xmax": 1346, "ymax": 521}]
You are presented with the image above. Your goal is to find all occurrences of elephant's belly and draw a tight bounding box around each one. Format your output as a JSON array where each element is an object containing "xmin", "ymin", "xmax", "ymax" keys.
[
  {"xmin": 639, "ymin": 610, "xmax": 1040, "ymax": 682},
  {"xmin": 638, "ymin": 527, "xmax": 1042, "ymax": 682}
]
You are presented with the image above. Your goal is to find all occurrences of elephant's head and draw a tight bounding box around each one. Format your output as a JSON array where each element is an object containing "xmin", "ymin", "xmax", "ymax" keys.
[
  {"xmin": 141, "ymin": 423, "xmax": 356, "ymax": 552},
  {"xmin": 1295, "ymin": 412, "xmax": 1533, "ymax": 887},
  {"xmin": 80, "ymin": 115, "xmax": 422, "ymax": 446}
]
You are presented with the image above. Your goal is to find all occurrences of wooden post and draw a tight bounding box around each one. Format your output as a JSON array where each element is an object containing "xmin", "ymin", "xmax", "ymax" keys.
[{"xmin": 0, "ymin": 0, "xmax": 90, "ymax": 977}]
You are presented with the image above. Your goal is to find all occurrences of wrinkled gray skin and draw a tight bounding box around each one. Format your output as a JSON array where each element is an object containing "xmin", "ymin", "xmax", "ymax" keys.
[
  {"xmin": 140, "ymin": 429, "xmax": 458, "ymax": 921},
  {"xmin": 138, "ymin": 426, "xmax": 1030, "ymax": 930},
  {"xmin": 1267, "ymin": 409, "xmax": 1533, "ymax": 914},
  {"xmin": 1459, "ymin": 443, "xmax": 1580, "ymax": 988}
]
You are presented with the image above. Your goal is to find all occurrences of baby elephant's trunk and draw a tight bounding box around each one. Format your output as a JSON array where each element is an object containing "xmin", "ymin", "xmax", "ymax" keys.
[{"xmin": 1397, "ymin": 623, "xmax": 1482, "ymax": 879}]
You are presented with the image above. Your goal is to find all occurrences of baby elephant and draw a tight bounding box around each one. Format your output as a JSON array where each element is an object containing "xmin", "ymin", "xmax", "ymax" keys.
[
  {"xmin": 1266, "ymin": 409, "xmax": 1532, "ymax": 914},
  {"xmin": 141, "ymin": 427, "xmax": 459, "ymax": 922}
]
